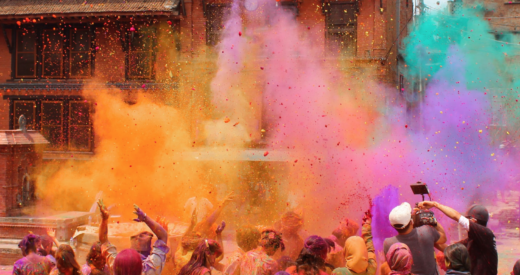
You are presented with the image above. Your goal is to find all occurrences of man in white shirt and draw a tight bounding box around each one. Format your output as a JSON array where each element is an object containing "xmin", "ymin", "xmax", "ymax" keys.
[{"xmin": 418, "ymin": 202, "xmax": 497, "ymax": 275}]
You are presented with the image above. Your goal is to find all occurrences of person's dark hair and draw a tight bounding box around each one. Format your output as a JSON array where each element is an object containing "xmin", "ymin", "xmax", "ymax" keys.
[
  {"xmin": 86, "ymin": 242, "xmax": 103, "ymax": 264},
  {"xmin": 444, "ymin": 243, "xmax": 471, "ymax": 272},
  {"xmin": 19, "ymin": 234, "xmax": 40, "ymax": 256},
  {"xmin": 467, "ymin": 205, "xmax": 489, "ymax": 226},
  {"xmin": 178, "ymin": 239, "xmax": 223, "ymax": 275},
  {"xmin": 41, "ymin": 235, "xmax": 52, "ymax": 249},
  {"xmin": 114, "ymin": 249, "xmax": 142, "ymax": 275},
  {"xmin": 323, "ymin": 238, "xmax": 335, "ymax": 252},
  {"xmin": 304, "ymin": 235, "xmax": 329, "ymax": 260},
  {"xmin": 56, "ymin": 244, "xmax": 81, "ymax": 275},
  {"xmin": 294, "ymin": 248, "xmax": 325, "ymax": 275},
  {"xmin": 38, "ymin": 235, "xmax": 54, "ymax": 257},
  {"xmin": 236, "ymin": 226, "xmax": 261, "ymax": 252},
  {"xmin": 512, "ymin": 259, "xmax": 520, "ymax": 275},
  {"xmin": 394, "ymin": 221, "xmax": 413, "ymax": 234},
  {"xmin": 259, "ymin": 229, "xmax": 285, "ymax": 251}
]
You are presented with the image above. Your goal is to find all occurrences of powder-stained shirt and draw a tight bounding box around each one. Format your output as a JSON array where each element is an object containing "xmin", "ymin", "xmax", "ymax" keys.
[
  {"xmin": 13, "ymin": 256, "xmax": 53, "ymax": 275},
  {"xmin": 103, "ymin": 239, "xmax": 170, "ymax": 275},
  {"xmin": 238, "ymin": 249, "xmax": 279, "ymax": 275},
  {"xmin": 383, "ymin": 226, "xmax": 440, "ymax": 275},
  {"xmin": 458, "ymin": 217, "xmax": 497, "ymax": 275}
]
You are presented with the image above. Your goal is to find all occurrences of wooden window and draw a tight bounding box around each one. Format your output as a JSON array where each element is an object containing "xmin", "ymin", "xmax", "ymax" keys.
[
  {"xmin": 13, "ymin": 25, "xmax": 94, "ymax": 79},
  {"xmin": 69, "ymin": 101, "xmax": 92, "ymax": 151},
  {"xmin": 206, "ymin": 4, "xmax": 231, "ymax": 46},
  {"xmin": 41, "ymin": 101, "xmax": 64, "ymax": 150},
  {"xmin": 42, "ymin": 29, "xmax": 63, "ymax": 78},
  {"xmin": 10, "ymin": 98, "xmax": 93, "ymax": 152},
  {"xmin": 325, "ymin": 2, "xmax": 358, "ymax": 57},
  {"xmin": 13, "ymin": 101, "xmax": 36, "ymax": 130},
  {"xmin": 70, "ymin": 28, "xmax": 92, "ymax": 78},
  {"xmin": 15, "ymin": 30, "xmax": 37, "ymax": 78},
  {"xmin": 128, "ymin": 27, "xmax": 155, "ymax": 79}
]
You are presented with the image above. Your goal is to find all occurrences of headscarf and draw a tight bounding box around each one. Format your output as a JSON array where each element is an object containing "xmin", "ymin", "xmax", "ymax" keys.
[
  {"xmin": 332, "ymin": 219, "xmax": 360, "ymax": 241},
  {"xmin": 281, "ymin": 212, "xmax": 303, "ymax": 233},
  {"xmin": 512, "ymin": 260, "xmax": 520, "ymax": 275},
  {"xmin": 345, "ymin": 236, "xmax": 368, "ymax": 273},
  {"xmin": 385, "ymin": 243, "xmax": 413, "ymax": 275}
]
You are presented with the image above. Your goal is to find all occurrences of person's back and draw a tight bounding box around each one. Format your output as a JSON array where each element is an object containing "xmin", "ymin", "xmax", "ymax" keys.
[
  {"xmin": 384, "ymin": 203, "xmax": 446, "ymax": 275},
  {"xmin": 14, "ymin": 254, "xmax": 53, "ymax": 275},
  {"xmin": 416, "ymin": 202, "xmax": 497, "ymax": 275},
  {"xmin": 384, "ymin": 226, "xmax": 439, "ymax": 275},
  {"xmin": 458, "ymin": 221, "xmax": 496, "ymax": 275}
]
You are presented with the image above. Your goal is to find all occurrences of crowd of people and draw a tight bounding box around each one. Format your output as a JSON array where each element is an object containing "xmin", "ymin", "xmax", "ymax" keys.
[{"xmin": 9, "ymin": 194, "xmax": 517, "ymax": 275}]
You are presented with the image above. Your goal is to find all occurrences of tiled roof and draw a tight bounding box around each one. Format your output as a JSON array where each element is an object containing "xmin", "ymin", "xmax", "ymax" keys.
[
  {"xmin": 0, "ymin": 0, "xmax": 179, "ymax": 16},
  {"xmin": 0, "ymin": 130, "xmax": 50, "ymax": 145}
]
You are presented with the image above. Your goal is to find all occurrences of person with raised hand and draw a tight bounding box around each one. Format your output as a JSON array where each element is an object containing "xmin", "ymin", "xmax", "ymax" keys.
[
  {"xmin": 81, "ymin": 199, "xmax": 110, "ymax": 275},
  {"xmin": 178, "ymin": 239, "xmax": 224, "ymax": 275},
  {"xmin": 98, "ymin": 201, "xmax": 170, "ymax": 275},
  {"xmin": 175, "ymin": 192, "xmax": 234, "ymax": 274},
  {"xmin": 418, "ymin": 202, "xmax": 497, "ymax": 275},
  {"xmin": 332, "ymin": 210, "xmax": 377, "ymax": 275},
  {"xmin": 39, "ymin": 228, "xmax": 59, "ymax": 267}
]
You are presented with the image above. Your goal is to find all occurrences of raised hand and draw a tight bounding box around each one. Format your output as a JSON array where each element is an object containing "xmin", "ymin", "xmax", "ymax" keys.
[
  {"xmin": 418, "ymin": 201, "xmax": 436, "ymax": 210},
  {"xmin": 362, "ymin": 209, "xmax": 372, "ymax": 225},
  {"xmin": 46, "ymin": 228, "xmax": 56, "ymax": 239},
  {"xmin": 222, "ymin": 192, "xmax": 235, "ymax": 206},
  {"xmin": 97, "ymin": 199, "xmax": 110, "ymax": 220},
  {"xmin": 133, "ymin": 204, "xmax": 147, "ymax": 222},
  {"xmin": 216, "ymin": 221, "xmax": 226, "ymax": 234}
]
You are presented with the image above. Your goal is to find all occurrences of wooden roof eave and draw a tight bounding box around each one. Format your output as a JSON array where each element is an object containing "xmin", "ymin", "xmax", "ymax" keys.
[{"xmin": 0, "ymin": 11, "xmax": 180, "ymax": 22}]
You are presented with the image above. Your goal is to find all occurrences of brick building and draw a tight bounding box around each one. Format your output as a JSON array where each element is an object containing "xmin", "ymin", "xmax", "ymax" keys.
[{"xmin": 0, "ymin": 0, "xmax": 412, "ymax": 155}]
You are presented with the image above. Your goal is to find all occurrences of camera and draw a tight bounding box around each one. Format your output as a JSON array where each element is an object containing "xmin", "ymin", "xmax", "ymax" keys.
[{"xmin": 411, "ymin": 182, "xmax": 437, "ymax": 227}]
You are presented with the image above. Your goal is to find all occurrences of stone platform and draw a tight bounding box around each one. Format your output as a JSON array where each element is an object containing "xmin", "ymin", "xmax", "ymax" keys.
[
  {"xmin": 0, "ymin": 211, "xmax": 92, "ymax": 241},
  {"xmin": 0, "ymin": 211, "xmax": 92, "ymax": 265}
]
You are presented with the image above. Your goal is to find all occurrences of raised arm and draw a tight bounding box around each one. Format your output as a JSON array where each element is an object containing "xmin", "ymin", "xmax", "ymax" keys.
[
  {"xmin": 46, "ymin": 228, "xmax": 60, "ymax": 248},
  {"xmin": 418, "ymin": 201, "xmax": 462, "ymax": 222},
  {"xmin": 434, "ymin": 221, "xmax": 447, "ymax": 245},
  {"xmin": 133, "ymin": 204, "xmax": 168, "ymax": 243},
  {"xmin": 98, "ymin": 199, "xmax": 110, "ymax": 244},
  {"xmin": 205, "ymin": 192, "xmax": 234, "ymax": 226},
  {"xmin": 215, "ymin": 221, "xmax": 226, "ymax": 264}
]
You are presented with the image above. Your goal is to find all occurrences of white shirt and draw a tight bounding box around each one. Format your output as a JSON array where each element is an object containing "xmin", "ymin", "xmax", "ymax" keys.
[
  {"xmin": 458, "ymin": 216, "xmax": 470, "ymax": 231},
  {"xmin": 184, "ymin": 197, "xmax": 213, "ymax": 223}
]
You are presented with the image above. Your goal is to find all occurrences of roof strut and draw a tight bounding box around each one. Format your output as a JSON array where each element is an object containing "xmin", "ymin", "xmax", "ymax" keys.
[{"xmin": 1, "ymin": 24, "xmax": 12, "ymax": 53}]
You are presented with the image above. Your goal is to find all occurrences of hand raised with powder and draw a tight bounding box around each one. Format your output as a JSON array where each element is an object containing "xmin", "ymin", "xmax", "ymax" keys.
[
  {"xmin": 98, "ymin": 199, "xmax": 110, "ymax": 220},
  {"xmin": 221, "ymin": 192, "xmax": 235, "ymax": 206},
  {"xmin": 362, "ymin": 210, "xmax": 372, "ymax": 225},
  {"xmin": 133, "ymin": 204, "xmax": 147, "ymax": 222},
  {"xmin": 216, "ymin": 221, "xmax": 226, "ymax": 234}
]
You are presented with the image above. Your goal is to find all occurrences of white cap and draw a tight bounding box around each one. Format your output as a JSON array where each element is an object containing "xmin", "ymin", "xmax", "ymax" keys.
[{"xmin": 389, "ymin": 202, "xmax": 412, "ymax": 229}]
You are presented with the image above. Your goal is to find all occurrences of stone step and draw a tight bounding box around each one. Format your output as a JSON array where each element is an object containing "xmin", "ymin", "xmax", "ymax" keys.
[{"xmin": 0, "ymin": 243, "xmax": 22, "ymax": 266}]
